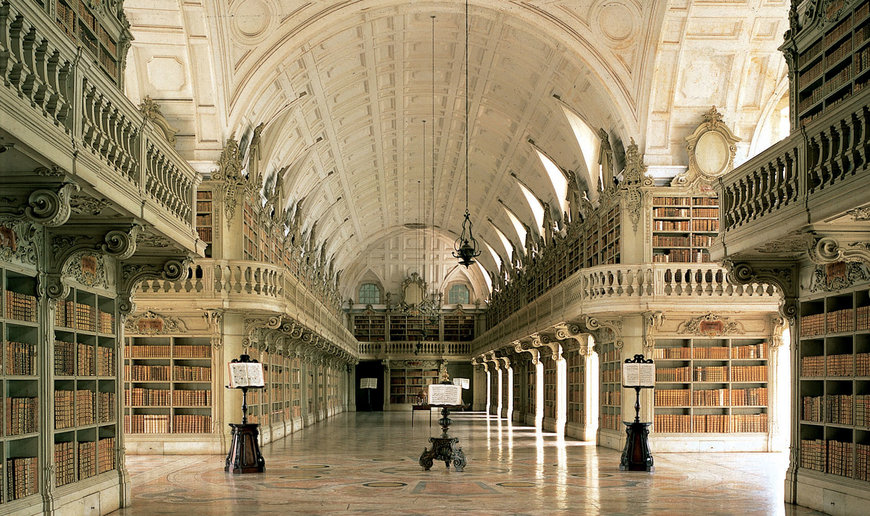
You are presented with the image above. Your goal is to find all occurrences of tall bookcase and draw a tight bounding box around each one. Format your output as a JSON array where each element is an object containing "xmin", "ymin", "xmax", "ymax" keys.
[
  {"xmin": 2, "ymin": 265, "xmax": 39, "ymax": 504},
  {"xmin": 123, "ymin": 336, "xmax": 212, "ymax": 435},
  {"xmin": 652, "ymin": 337, "xmax": 769, "ymax": 434},
  {"xmin": 798, "ymin": 284, "xmax": 870, "ymax": 481},
  {"xmin": 651, "ymin": 195, "xmax": 719, "ymax": 263},
  {"xmin": 443, "ymin": 311, "xmax": 475, "ymax": 341},
  {"xmin": 527, "ymin": 361, "xmax": 536, "ymax": 421},
  {"xmin": 791, "ymin": 1, "xmax": 870, "ymax": 127},
  {"xmin": 566, "ymin": 349, "xmax": 585, "ymax": 427},
  {"xmin": 54, "ymin": 0, "xmax": 126, "ymax": 85},
  {"xmin": 291, "ymin": 357, "xmax": 302, "ymax": 420},
  {"xmin": 599, "ymin": 340, "xmax": 622, "ymax": 431},
  {"xmin": 542, "ymin": 355, "xmax": 556, "ymax": 423},
  {"xmin": 388, "ymin": 366, "xmax": 438, "ymax": 405},
  {"xmin": 352, "ymin": 312, "xmax": 386, "ymax": 341},
  {"xmin": 196, "ymin": 191, "xmax": 213, "ymax": 258},
  {"xmin": 53, "ymin": 285, "xmax": 118, "ymax": 489}
]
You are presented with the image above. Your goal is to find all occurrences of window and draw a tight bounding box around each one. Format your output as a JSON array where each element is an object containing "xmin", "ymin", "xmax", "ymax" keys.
[
  {"xmin": 448, "ymin": 284, "xmax": 470, "ymax": 305},
  {"xmin": 358, "ymin": 283, "xmax": 380, "ymax": 305}
]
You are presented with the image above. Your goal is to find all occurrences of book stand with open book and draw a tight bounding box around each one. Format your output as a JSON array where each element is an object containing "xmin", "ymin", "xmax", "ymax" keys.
[
  {"xmin": 419, "ymin": 383, "xmax": 467, "ymax": 472},
  {"xmin": 225, "ymin": 354, "xmax": 266, "ymax": 474},
  {"xmin": 619, "ymin": 354, "xmax": 655, "ymax": 472}
]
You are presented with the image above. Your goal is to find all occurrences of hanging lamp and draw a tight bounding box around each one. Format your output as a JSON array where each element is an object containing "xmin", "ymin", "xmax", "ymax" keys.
[{"xmin": 453, "ymin": 0, "xmax": 481, "ymax": 268}]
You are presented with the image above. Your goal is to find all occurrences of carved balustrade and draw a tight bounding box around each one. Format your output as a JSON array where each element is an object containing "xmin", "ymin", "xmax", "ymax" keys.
[
  {"xmin": 136, "ymin": 259, "xmax": 356, "ymax": 354},
  {"xmin": 356, "ymin": 341, "xmax": 472, "ymax": 359},
  {"xmin": 716, "ymin": 93, "xmax": 869, "ymax": 256},
  {"xmin": 0, "ymin": 1, "xmax": 196, "ymax": 240},
  {"xmin": 477, "ymin": 262, "xmax": 777, "ymax": 354}
]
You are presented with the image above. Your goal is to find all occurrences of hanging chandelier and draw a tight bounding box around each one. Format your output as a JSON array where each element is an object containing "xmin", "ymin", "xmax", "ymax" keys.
[{"xmin": 453, "ymin": 0, "xmax": 481, "ymax": 268}]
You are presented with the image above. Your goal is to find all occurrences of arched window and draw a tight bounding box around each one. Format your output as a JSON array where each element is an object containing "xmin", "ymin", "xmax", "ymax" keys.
[
  {"xmin": 448, "ymin": 284, "xmax": 470, "ymax": 305},
  {"xmin": 358, "ymin": 283, "xmax": 380, "ymax": 305}
]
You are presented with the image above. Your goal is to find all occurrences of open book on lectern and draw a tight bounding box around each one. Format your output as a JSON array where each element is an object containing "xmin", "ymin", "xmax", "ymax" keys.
[{"xmin": 228, "ymin": 362, "xmax": 265, "ymax": 388}]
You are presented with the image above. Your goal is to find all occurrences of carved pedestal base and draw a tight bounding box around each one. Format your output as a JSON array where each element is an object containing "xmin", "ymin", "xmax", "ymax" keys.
[
  {"xmin": 225, "ymin": 423, "xmax": 265, "ymax": 474},
  {"xmin": 619, "ymin": 421, "xmax": 654, "ymax": 472},
  {"xmin": 419, "ymin": 406, "xmax": 467, "ymax": 471}
]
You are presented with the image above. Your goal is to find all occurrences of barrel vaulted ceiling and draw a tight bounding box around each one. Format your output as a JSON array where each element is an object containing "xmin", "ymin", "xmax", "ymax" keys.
[{"xmin": 123, "ymin": 0, "xmax": 789, "ymax": 295}]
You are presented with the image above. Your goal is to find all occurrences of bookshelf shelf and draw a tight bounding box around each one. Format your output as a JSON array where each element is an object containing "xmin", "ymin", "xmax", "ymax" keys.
[
  {"xmin": 651, "ymin": 195, "xmax": 719, "ymax": 263},
  {"xmin": 652, "ymin": 337, "xmax": 770, "ymax": 434},
  {"xmin": 798, "ymin": 284, "xmax": 870, "ymax": 482},
  {"xmin": 388, "ymin": 365, "xmax": 438, "ymax": 405},
  {"xmin": 599, "ymin": 337, "xmax": 621, "ymax": 432},
  {"xmin": 123, "ymin": 336, "xmax": 213, "ymax": 435},
  {"xmin": 566, "ymin": 348, "xmax": 585, "ymax": 427}
]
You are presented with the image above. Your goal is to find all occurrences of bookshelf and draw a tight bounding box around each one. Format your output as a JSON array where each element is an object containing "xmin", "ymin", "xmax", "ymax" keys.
[
  {"xmin": 513, "ymin": 358, "xmax": 525, "ymax": 419},
  {"xmin": 527, "ymin": 360, "xmax": 536, "ymax": 420},
  {"xmin": 242, "ymin": 201, "xmax": 257, "ymax": 261},
  {"xmin": 651, "ymin": 195, "xmax": 719, "ymax": 263},
  {"xmin": 542, "ymin": 355, "xmax": 556, "ymax": 423},
  {"xmin": 52, "ymin": 284, "xmax": 118, "ymax": 490},
  {"xmin": 790, "ymin": 1, "xmax": 870, "ymax": 128},
  {"xmin": 54, "ymin": 0, "xmax": 124, "ymax": 85},
  {"xmin": 388, "ymin": 365, "xmax": 438, "ymax": 406},
  {"xmin": 196, "ymin": 190, "xmax": 213, "ymax": 258},
  {"xmin": 123, "ymin": 336, "xmax": 212, "ymax": 435},
  {"xmin": 566, "ymin": 348, "xmax": 585, "ymax": 427},
  {"xmin": 798, "ymin": 284, "xmax": 870, "ymax": 482},
  {"xmin": 652, "ymin": 337, "xmax": 769, "ymax": 434},
  {"xmin": 443, "ymin": 311, "xmax": 475, "ymax": 342},
  {"xmin": 291, "ymin": 357, "xmax": 302, "ymax": 420},
  {"xmin": 352, "ymin": 312, "xmax": 386, "ymax": 341},
  {"xmin": 599, "ymin": 339, "xmax": 622, "ymax": 432},
  {"xmin": 2, "ymin": 266, "xmax": 39, "ymax": 504}
]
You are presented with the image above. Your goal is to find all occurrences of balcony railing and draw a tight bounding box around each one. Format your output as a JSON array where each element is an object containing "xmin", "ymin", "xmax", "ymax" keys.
[
  {"xmin": 357, "ymin": 341, "xmax": 472, "ymax": 357},
  {"xmin": 715, "ymin": 92, "xmax": 869, "ymax": 257},
  {"xmin": 476, "ymin": 262, "xmax": 778, "ymax": 353},
  {"xmin": 0, "ymin": 1, "xmax": 197, "ymax": 243},
  {"xmin": 136, "ymin": 259, "xmax": 356, "ymax": 354}
]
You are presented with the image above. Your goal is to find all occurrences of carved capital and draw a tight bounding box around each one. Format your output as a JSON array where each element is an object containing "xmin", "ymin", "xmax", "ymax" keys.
[
  {"xmin": 584, "ymin": 316, "xmax": 624, "ymax": 349},
  {"xmin": 530, "ymin": 332, "xmax": 561, "ymax": 361},
  {"xmin": 118, "ymin": 256, "xmax": 192, "ymax": 316},
  {"xmin": 26, "ymin": 183, "xmax": 79, "ymax": 227}
]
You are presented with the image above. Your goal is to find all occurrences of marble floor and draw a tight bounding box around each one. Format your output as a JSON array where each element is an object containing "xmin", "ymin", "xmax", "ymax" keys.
[{"xmin": 111, "ymin": 411, "xmax": 823, "ymax": 515}]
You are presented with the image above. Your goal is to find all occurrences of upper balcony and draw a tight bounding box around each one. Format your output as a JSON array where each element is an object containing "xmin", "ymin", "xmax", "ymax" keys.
[
  {"xmin": 135, "ymin": 258, "xmax": 358, "ymax": 356},
  {"xmin": 0, "ymin": 0, "xmax": 200, "ymax": 253},
  {"xmin": 710, "ymin": 92, "xmax": 870, "ymax": 263},
  {"xmin": 473, "ymin": 261, "xmax": 779, "ymax": 355}
]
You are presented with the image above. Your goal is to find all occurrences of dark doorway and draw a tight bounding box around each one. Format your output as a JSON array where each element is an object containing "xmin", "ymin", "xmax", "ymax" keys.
[{"xmin": 356, "ymin": 361, "xmax": 384, "ymax": 411}]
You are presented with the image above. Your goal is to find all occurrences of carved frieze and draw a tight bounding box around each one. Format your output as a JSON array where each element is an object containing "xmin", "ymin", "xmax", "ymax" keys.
[
  {"xmin": 809, "ymin": 261, "xmax": 870, "ymax": 292},
  {"xmin": 125, "ymin": 310, "xmax": 189, "ymax": 335},
  {"xmin": 69, "ymin": 195, "xmax": 112, "ymax": 216},
  {"xmin": 619, "ymin": 139, "xmax": 652, "ymax": 232},
  {"xmin": 138, "ymin": 96, "xmax": 179, "ymax": 146},
  {"xmin": 62, "ymin": 251, "xmax": 109, "ymax": 289},
  {"xmin": 677, "ymin": 313, "xmax": 746, "ymax": 336},
  {"xmin": 0, "ymin": 219, "xmax": 37, "ymax": 265}
]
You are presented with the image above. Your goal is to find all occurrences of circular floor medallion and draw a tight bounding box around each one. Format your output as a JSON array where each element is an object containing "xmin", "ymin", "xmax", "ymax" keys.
[
  {"xmin": 496, "ymin": 481, "xmax": 536, "ymax": 488},
  {"xmin": 363, "ymin": 481, "xmax": 407, "ymax": 488}
]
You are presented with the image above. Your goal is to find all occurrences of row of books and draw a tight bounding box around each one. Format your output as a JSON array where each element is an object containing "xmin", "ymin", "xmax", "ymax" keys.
[
  {"xmin": 652, "ymin": 249, "xmax": 709, "ymax": 263},
  {"xmin": 173, "ymin": 365, "xmax": 211, "ymax": 382},
  {"xmin": 125, "ymin": 387, "xmax": 171, "ymax": 406},
  {"xmin": 6, "ymin": 341, "xmax": 36, "ymax": 375},
  {"xmin": 652, "ymin": 197, "xmax": 717, "ymax": 207},
  {"xmin": 79, "ymin": 440, "xmax": 96, "ymax": 480},
  {"xmin": 55, "ymin": 301, "xmax": 113, "ymax": 333},
  {"xmin": 800, "ymin": 353, "xmax": 870, "ymax": 377},
  {"xmin": 601, "ymin": 389, "xmax": 621, "ymax": 406},
  {"xmin": 6, "ymin": 397, "xmax": 38, "ymax": 435},
  {"xmin": 126, "ymin": 345, "xmax": 213, "ymax": 359},
  {"xmin": 601, "ymin": 411, "xmax": 621, "ymax": 431},
  {"xmin": 802, "ymin": 440, "xmax": 870, "ymax": 480},
  {"xmin": 55, "ymin": 441, "xmax": 75, "ymax": 486},
  {"xmin": 99, "ymin": 391, "xmax": 115, "ymax": 423},
  {"xmin": 53, "ymin": 340, "xmax": 116, "ymax": 376},
  {"xmin": 693, "ymin": 366, "xmax": 729, "ymax": 382},
  {"xmin": 4, "ymin": 290, "xmax": 36, "ymax": 322},
  {"xmin": 123, "ymin": 414, "xmax": 212, "ymax": 434},
  {"xmin": 653, "ymin": 220, "xmax": 691, "ymax": 231},
  {"xmin": 655, "ymin": 387, "xmax": 768, "ymax": 407},
  {"xmin": 124, "ymin": 364, "xmax": 170, "ymax": 381},
  {"xmin": 654, "ymin": 414, "xmax": 768, "ymax": 433},
  {"xmin": 54, "ymin": 390, "xmax": 98, "ymax": 429},
  {"xmin": 858, "ymin": 394, "xmax": 870, "ymax": 427},
  {"xmin": 652, "ymin": 236, "xmax": 691, "ymax": 247},
  {"xmin": 802, "ymin": 313, "xmax": 826, "ymax": 336},
  {"xmin": 651, "ymin": 343, "xmax": 768, "ymax": 360},
  {"xmin": 173, "ymin": 389, "xmax": 211, "ymax": 407},
  {"xmin": 657, "ymin": 367, "xmax": 691, "ymax": 382},
  {"xmin": 98, "ymin": 437, "xmax": 115, "ymax": 473},
  {"xmin": 828, "ymin": 308, "xmax": 855, "ymax": 333},
  {"xmin": 6, "ymin": 456, "xmax": 37, "ymax": 501}
]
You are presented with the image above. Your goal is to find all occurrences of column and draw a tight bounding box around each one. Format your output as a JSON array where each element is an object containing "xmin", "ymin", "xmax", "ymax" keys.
[
  {"xmin": 347, "ymin": 363, "xmax": 356, "ymax": 412},
  {"xmin": 222, "ymin": 313, "xmax": 246, "ymax": 444}
]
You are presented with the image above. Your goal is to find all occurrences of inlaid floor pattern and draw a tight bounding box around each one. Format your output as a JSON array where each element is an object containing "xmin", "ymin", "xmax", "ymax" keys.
[{"xmin": 112, "ymin": 411, "xmax": 822, "ymax": 515}]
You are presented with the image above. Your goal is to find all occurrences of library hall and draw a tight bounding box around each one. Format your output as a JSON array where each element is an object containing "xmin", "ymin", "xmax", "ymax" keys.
[{"xmin": 0, "ymin": 0, "xmax": 869, "ymax": 514}]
